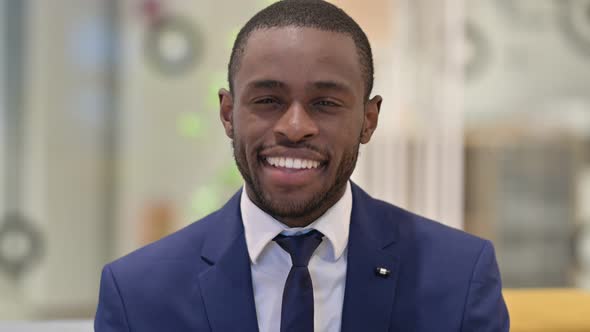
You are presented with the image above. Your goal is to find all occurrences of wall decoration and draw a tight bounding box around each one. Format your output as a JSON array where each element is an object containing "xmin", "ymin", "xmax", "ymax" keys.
[
  {"xmin": 0, "ymin": 214, "xmax": 43, "ymax": 279},
  {"xmin": 144, "ymin": 15, "xmax": 204, "ymax": 76}
]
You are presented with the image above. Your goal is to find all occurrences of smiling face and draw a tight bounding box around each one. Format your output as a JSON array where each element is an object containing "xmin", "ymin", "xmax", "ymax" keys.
[{"xmin": 220, "ymin": 27, "xmax": 381, "ymax": 227}]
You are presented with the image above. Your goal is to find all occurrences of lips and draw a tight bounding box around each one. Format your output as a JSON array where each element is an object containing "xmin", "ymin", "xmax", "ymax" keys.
[{"xmin": 258, "ymin": 149, "xmax": 328, "ymax": 187}]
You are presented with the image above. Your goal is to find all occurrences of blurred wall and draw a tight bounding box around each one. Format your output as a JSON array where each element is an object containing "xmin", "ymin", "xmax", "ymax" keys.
[
  {"xmin": 464, "ymin": 0, "xmax": 590, "ymax": 287},
  {"xmin": 0, "ymin": 0, "xmax": 114, "ymax": 318}
]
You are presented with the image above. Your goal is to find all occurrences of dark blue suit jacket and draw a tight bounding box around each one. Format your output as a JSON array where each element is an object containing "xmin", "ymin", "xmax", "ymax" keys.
[{"xmin": 95, "ymin": 184, "xmax": 509, "ymax": 331}]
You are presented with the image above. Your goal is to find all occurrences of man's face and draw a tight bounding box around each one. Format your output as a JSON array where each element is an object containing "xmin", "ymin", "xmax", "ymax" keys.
[{"xmin": 220, "ymin": 27, "xmax": 381, "ymax": 227}]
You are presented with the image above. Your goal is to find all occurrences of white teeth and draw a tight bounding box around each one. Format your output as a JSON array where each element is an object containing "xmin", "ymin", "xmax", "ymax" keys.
[{"xmin": 266, "ymin": 157, "xmax": 321, "ymax": 169}]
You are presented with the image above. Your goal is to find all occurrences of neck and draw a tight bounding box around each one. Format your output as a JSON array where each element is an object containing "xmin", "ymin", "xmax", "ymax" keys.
[{"xmin": 245, "ymin": 183, "xmax": 347, "ymax": 228}]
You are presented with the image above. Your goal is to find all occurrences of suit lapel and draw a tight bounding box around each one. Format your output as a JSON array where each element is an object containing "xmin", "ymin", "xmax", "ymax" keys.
[
  {"xmin": 197, "ymin": 190, "xmax": 259, "ymax": 332},
  {"xmin": 341, "ymin": 184, "xmax": 401, "ymax": 332},
  {"xmin": 196, "ymin": 184, "xmax": 401, "ymax": 331}
]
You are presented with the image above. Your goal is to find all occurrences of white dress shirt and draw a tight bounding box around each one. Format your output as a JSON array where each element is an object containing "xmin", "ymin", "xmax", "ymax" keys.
[{"xmin": 241, "ymin": 182, "xmax": 352, "ymax": 332}]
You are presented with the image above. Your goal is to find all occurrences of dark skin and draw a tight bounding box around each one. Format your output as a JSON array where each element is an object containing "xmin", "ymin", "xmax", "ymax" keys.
[{"xmin": 220, "ymin": 27, "xmax": 382, "ymax": 228}]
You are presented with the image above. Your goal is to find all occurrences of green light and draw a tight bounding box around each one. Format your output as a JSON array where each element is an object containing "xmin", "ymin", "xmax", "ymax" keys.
[
  {"xmin": 190, "ymin": 186, "xmax": 222, "ymax": 219},
  {"xmin": 227, "ymin": 27, "xmax": 240, "ymax": 50},
  {"xmin": 207, "ymin": 71, "xmax": 228, "ymax": 109},
  {"xmin": 177, "ymin": 113, "xmax": 204, "ymax": 138},
  {"xmin": 219, "ymin": 163, "xmax": 243, "ymax": 187}
]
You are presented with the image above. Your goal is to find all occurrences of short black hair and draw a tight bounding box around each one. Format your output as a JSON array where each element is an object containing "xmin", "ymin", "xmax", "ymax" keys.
[{"xmin": 228, "ymin": 0, "xmax": 374, "ymax": 100}]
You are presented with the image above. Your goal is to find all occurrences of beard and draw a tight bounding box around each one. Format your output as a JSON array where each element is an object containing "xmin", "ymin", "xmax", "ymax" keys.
[{"xmin": 232, "ymin": 134, "xmax": 360, "ymax": 220}]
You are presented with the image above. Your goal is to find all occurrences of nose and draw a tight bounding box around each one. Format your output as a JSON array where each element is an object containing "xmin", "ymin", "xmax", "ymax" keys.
[{"xmin": 273, "ymin": 102, "xmax": 319, "ymax": 143}]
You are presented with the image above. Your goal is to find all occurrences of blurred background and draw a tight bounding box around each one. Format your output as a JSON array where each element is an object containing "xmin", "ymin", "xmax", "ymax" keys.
[{"xmin": 1, "ymin": 0, "xmax": 589, "ymax": 321}]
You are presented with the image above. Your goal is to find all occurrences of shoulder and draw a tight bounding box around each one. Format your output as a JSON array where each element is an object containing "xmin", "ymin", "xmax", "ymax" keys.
[
  {"xmin": 95, "ymin": 206, "xmax": 231, "ymax": 330},
  {"xmin": 354, "ymin": 184, "xmax": 490, "ymax": 262},
  {"xmin": 107, "ymin": 189, "xmax": 243, "ymax": 274},
  {"xmin": 107, "ymin": 209, "xmax": 222, "ymax": 275},
  {"xmin": 355, "ymin": 189, "xmax": 508, "ymax": 329},
  {"xmin": 392, "ymin": 199, "xmax": 487, "ymax": 256},
  {"xmin": 390, "ymin": 202, "xmax": 493, "ymax": 281},
  {"xmin": 400, "ymin": 206, "xmax": 487, "ymax": 253},
  {"xmin": 364, "ymin": 193, "xmax": 497, "ymax": 289}
]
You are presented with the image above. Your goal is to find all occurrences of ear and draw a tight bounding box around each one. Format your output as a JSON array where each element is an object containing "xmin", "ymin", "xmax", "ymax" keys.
[
  {"xmin": 360, "ymin": 95, "xmax": 382, "ymax": 144},
  {"xmin": 219, "ymin": 88, "xmax": 234, "ymax": 139}
]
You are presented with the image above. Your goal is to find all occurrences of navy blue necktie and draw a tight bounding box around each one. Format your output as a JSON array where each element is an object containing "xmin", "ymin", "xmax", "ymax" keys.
[{"xmin": 274, "ymin": 230, "xmax": 324, "ymax": 332}]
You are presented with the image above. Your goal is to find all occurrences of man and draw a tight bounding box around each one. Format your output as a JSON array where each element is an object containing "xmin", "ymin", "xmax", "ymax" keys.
[{"xmin": 95, "ymin": 0, "xmax": 510, "ymax": 331}]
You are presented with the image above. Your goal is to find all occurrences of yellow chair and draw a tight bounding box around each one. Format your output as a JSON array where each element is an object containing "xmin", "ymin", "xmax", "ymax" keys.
[{"xmin": 503, "ymin": 289, "xmax": 590, "ymax": 332}]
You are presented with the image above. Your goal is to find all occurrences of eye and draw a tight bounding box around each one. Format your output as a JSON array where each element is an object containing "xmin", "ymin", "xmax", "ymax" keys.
[
  {"xmin": 314, "ymin": 100, "xmax": 340, "ymax": 107},
  {"xmin": 254, "ymin": 97, "xmax": 279, "ymax": 104}
]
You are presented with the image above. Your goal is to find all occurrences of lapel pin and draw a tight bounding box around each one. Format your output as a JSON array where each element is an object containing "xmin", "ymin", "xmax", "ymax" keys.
[{"xmin": 375, "ymin": 267, "xmax": 391, "ymax": 278}]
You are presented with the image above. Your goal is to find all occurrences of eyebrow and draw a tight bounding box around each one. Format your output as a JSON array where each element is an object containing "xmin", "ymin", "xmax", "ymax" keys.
[
  {"xmin": 246, "ymin": 79, "xmax": 286, "ymax": 90},
  {"xmin": 311, "ymin": 80, "xmax": 353, "ymax": 94},
  {"xmin": 244, "ymin": 79, "xmax": 353, "ymax": 94}
]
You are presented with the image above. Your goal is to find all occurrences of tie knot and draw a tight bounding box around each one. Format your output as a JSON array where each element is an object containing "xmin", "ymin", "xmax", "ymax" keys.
[{"xmin": 273, "ymin": 230, "xmax": 324, "ymax": 267}]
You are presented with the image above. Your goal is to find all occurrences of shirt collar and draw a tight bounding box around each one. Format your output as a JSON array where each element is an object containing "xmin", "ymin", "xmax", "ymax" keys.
[{"xmin": 241, "ymin": 181, "xmax": 352, "ymax": 264}]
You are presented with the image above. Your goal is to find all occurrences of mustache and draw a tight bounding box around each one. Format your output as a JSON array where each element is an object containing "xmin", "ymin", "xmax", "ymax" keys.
[{"xmin": 257, "ymin": 143, "xmax": 330, "ymax": 158}]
